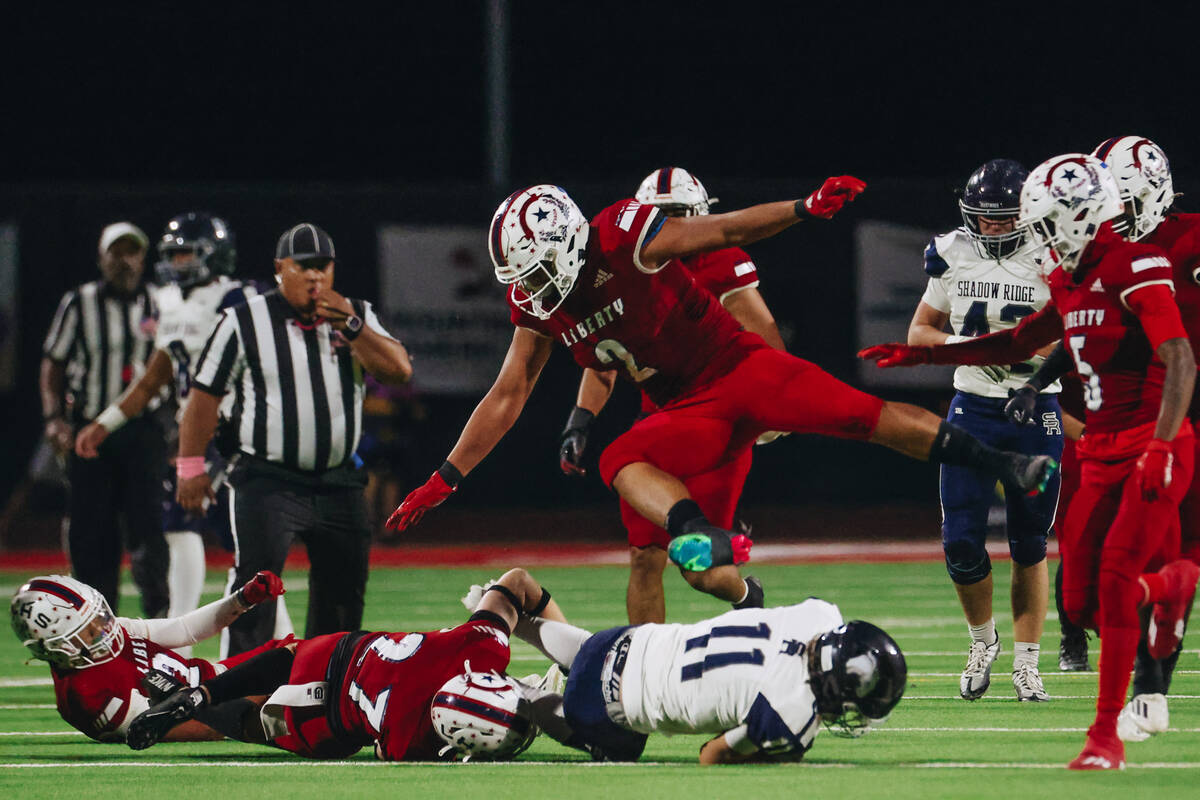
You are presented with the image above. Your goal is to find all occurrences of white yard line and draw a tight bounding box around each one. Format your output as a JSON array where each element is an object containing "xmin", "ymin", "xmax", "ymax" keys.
[{"xmin": 1, "ymin": 759, "xmax": 1199, "ymax": 769}]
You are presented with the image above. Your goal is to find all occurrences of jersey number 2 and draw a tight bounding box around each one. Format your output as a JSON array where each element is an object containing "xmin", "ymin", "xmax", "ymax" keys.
[{"xmin": 595, "ymin": 339, "xmax": 658, "ymax": 383}]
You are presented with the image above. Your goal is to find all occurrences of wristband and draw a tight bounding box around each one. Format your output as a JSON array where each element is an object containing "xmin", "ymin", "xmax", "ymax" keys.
[
  {"xmin": 792, "ymin": 199, "xmax": 808, "ymax": 219},
  {"xmin": 437, "ymin": 460, "xmax": 463, "ymax": 489},
  {"xmin": 176, "ymin": 456, "xmax": 208, "ymax": 481},
  {"xmin": 95, "ymin": 405, "xmax": 129, "ymax": 433}
]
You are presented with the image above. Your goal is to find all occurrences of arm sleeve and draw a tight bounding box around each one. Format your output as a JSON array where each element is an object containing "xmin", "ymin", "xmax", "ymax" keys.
[
  {"xmin": 191, "ymin": 310, "xmax": 243, "ymax": 396},
  {"xmin": 1126, "ymin": 283, "xmax": 1188, "ymax": 351},
  {"xmin": 1025, "ymin": 342, "xmax": 1074, "ymax": 391},
  {"xmin": 136, "ymin": 594, "xmax": 246, "ymax": 649},
  {"xmin": 43, "ymin": 291, "xmax": 79, "ymax": 361},
  {"xmin": 929, "ymin": 304, "xmax": 1064, "ymax": 366}
]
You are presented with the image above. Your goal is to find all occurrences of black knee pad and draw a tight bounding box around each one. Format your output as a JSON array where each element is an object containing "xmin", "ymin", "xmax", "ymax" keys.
[
  {"xmin": 944, "ymin": 539, "xmax": 991, "ymax": 585},
  {"xmin": 1009, "ymin": 532, "xmax": 1047, "ymax": 567}
]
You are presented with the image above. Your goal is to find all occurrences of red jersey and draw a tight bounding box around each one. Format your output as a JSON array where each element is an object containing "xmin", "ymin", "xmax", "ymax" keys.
[
  {"xmin": 1144, "ymin": 212, "xmax": 1200, "ymax": 362},
  {"xmin": 52, "ymin": 625, "xmax": 218, "ymax": 741},
  {"xmin": 682, "ymin": 247, "xmax": 759, "ymax": 303},
  {"xmin": 1048, "ymin": 228, "xmax": 1176, "ymax": 434},
  {"xmin": 333, "ymin": 620, "xmax": 511, "ymax": 761},
  {"xmin": 510, "ymin": 199, "xmax": 752, "ymax": 407}
]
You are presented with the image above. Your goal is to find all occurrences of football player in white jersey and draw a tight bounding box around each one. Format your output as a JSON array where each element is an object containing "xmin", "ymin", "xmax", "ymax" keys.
[
  {"xmin": 460, "ymin": 577, "xmax": 906, "ymax": 762},
  {"xmin": 905, "ymin": 160, "xmax": 1071, "ymax": 702},
  {"xmin": 75, "ymin": 213, "xmax": 290, "ymax": 652}
]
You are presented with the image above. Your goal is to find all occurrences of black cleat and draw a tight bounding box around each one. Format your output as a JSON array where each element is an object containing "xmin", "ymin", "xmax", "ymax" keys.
[
  {"xmin": 126, "ymin": 686, "xmax": 208, "ymax": 750},
  {"xmin": 1059, "ymin": 631, "xmax": 1091, "ymax": 672},
  {"xmin": 140, "ymin": 669, "xmax": 184, "ymax": 703},
  {"xmin": 733, "ymin": 576, "xmax": 765, "ymax": 610},
  {"xmin": 1006, "ymin": 454, "xmax": 1058, "ymax": 496}
]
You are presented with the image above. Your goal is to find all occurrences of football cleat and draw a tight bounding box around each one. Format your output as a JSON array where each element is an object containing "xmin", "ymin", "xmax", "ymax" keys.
[
  {"xmin": 1148, "ymin": 560, "xmax": 1200, "ymax": 660},
  {"xmin": 960, "ymin": 635, "xmax": 1001, "ymax": 701},
  {"xmin": 1117, "ymin": 693, "xmax": 1169, "ymax": 743},
  {"xmin": 1012, "ymin": 665, "xmax": 1049, "ymax": 702},
  {"xmin": 667, "ymin": 528, "xmax": 752, "ymax": 572},
  {"xmin": 1068, "ymin": 726, "xmax": 1126, "ymax": 770},
  {"xmin": 733, "ymin": 576, "xmax": 765, "ymax": 610},
  {"xmin": 140, "ymin": 669, "xmax": 185, "ymax": 704},
  {"xmin": 126, "ymin": 686, "xmax": 208, "ymax": 750},
  {"xmin": 1004, "ymin": 454, "xmax": 1059, "ymax": 496},
  {"xmin": 1058, "ymin": 631, "xmax": 1091, "ymax": 672}
]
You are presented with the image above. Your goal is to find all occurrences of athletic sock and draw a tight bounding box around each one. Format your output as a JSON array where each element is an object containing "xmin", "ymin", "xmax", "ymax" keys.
[
  {"xmin": 1013, "ymin": 641, "xmax": 1040, "ymax": 671},
  {"xmin": 203, "ymin": 647, "xmax": 295, "ymax": 705},
  {"xmin": 513, "ymin": 618, "xmax": 592, "ymax": 671},
  {"xmin": 1094, "ymin": 625, "xmax": 1140, "ymax": 737},
  {"xmin": 929, "ymin": 421, "xmax": 1013, "ymax": 476},
  {"xmin": 969, "ymin": 618, "xmax": 997, "ymax": 645},
  {"xmin": 165, "ymin": 530, "xmax": 205, "ymax": 618},
  {"xmin": 665, "ymin": 499, "xmax": 704, "ymax": 537}
]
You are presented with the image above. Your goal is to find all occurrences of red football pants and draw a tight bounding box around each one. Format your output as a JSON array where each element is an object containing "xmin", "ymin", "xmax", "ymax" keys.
[
  {"xmin": 599, "ymin": 348, "xmax": 884, "ymax": 489},
  {"xmin": 271, "ymin": 632, "xmax": 363, "ymax": 759},
  {"xmin": 1179, "ymin": 432, "xmax": 1200, "ymax": 564}
]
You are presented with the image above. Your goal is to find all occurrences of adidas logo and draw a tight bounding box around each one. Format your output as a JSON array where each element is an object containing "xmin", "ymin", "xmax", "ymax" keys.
[
  {"xmin": 1091, "ymin": 278, "xmax": 1105, "ymax": 292},
  {"xmin": 594, "ymin": 269, "xmax": 614, "ymax": 288}
]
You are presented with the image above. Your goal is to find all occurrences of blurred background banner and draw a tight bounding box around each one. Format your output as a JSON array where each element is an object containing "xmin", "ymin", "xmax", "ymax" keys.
[
  {"xmin": 0, "ymin": 222, "xmax": 17, "ymax": 393},
  {"xmin": 854, "ymin": 219, "xmax": 954, "ymax": 389},
  {"xmin": 377, "ymin": 225, "xmax": 512, "ymax": 394}
]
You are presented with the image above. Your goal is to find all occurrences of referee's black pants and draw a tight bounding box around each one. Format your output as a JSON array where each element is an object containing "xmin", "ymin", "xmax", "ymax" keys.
[
  {"xmin": 67, "ymin": 415, "xmax": 169, "ymax": 617},
  {"xmin": 224, "ymin": 462, "xmax": 371, "ymax": 657}
]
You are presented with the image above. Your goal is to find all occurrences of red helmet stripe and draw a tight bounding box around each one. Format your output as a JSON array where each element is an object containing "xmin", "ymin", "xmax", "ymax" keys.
[
  {"xmin": 27, "ymin": 579, "xmax": 86, "ymax": 609},
  {"xmin": 432, "ymin": 692, "xmax": 528, "ymax": 730},
  {"xmin": 1093, "ymin": 137, "xmax": 1122, "ymax": 162},
  {"xmin": 490, "ymin": 189, "xmax": 524, "ymax": 265},
  {"xmin": 514, "ymin": 192, "xmax": 543, "ymax": 242},
  {"xmin": 656, "ymin": 167, "xmax": 674, "ymax": 195}
]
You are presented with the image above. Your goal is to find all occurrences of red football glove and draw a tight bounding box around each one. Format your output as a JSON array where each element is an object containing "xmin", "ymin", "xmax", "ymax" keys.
[
  {"xmin": 1136, "ymin": 439, "xmax": 1175, "ymax": 501},
  {"xmin": 857, "ymin": 343, "xmax": 934, "ymax": 368},
  {"xmin": 237, "ymin": 571, "xmax": 285, "ymax": 606},
  {"xmin": 386, "ymin": 471, "xmax": 456, "ymax": 532},
  {"xmin": 803, "ymin": 175, "xmax": 867, "ymax": 219}
]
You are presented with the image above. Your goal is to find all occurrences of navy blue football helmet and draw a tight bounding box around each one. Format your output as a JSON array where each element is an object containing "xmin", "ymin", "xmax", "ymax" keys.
[
  {"xmin": 156, "ymin": 212, "xmax": 237, "ymax": 289},
  {"xmin": 959, "ymin": 159, "xmax": 1028, "ymax": 260},
  {"xmin": 808, "ymin": 620, "xmax": 907, "ymax": 737}
]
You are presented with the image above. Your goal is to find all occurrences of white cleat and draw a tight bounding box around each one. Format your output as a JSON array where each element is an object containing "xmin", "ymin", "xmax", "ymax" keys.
[
  {"xmin": 960, "ymin": 636, "xmax": 1001, "ymax": 701},
  {"xmin": 1012, "ymin": 665, "xmax": 1049, "ymax": 702},
  {"xmin": 1117, "ymin": 693, "xmax": 1169, "ymax": 743}
]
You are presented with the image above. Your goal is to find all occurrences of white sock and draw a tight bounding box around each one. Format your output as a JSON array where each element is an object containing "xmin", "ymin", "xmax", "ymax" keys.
[
  {"xmin": 273, "ymin": 593, "xmax": 294, "ymax": 639},
  {"xmin": 165, "ymin": 531, "xmax": 206, "ymax": 657},
  {"xmin": 1013, "ymin": 641, "xmax": 1040, "ymax": 670},
  {"xmin": 969, "ymin": 619, "xmax": 997, "ymax": 644},
  {"xmin": 514, "ymin": 618, "xmax": 592, "ymax": 670}
]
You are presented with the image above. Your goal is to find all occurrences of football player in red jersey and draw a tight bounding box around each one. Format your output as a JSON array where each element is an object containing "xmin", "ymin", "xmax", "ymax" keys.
[
  {"xmin": 558, "ymin": 167, "xmax": 785, "ymax": 624},
  {"xmin": 387, "ymin": 179, "xmax": 1057, "ymax": 591},
  {"xmin": 124, "ymin": 568, "xmax": 571, "ymax": 760},
  {"xmin": 9, "ymin": 571, "xmax": 285, "ymax": 743},
  {"xmin": 860, "ymin": 153, "xmax": 1200, "ymax": 770}
]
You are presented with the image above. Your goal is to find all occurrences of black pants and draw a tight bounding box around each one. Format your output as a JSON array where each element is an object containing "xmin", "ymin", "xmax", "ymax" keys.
[
  {"xmin": 225, "ymin": 463, "xmax": 370, "ymax": 657},
  {"xmin": 67, "ymin": 415, "xmax": 169, "ymax": 617}
]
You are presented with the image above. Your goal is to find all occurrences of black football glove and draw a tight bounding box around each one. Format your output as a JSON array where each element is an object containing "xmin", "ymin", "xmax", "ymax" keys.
[
  {"xmin": 126, "ymin": 686, "xmax": 208, "ymax": 750},
  {"xmin": 1004, "ymin": 384, "xmax": 1039, "ymax": 426},
  {"xmin": 559, "ymin": 406, "xmax": 595, "ymax": 476}
]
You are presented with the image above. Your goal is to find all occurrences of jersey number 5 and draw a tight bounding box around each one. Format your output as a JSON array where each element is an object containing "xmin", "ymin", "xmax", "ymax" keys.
[
  {"xmin": 1067, "ymin": 335, "xmax": 1103, "ymax": 412},
  {"xmin": 595, "ymin": 338, "xmax": 658, "ymax": 382}
]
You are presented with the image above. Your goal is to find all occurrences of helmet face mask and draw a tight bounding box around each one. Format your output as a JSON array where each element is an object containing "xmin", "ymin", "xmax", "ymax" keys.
[
  {"xmin": 635, "ymin": 167, "xmax": 717, "ymax": 217},
  {"xmin": 156, "ymin": 212, "xmax": 237, "ymax": 289},
  {"xmin": 489, "ymin": 186, "xmax": 590, "ymax": 320},
  {"xmin": 1020, "ymin": 154, "xmax": 1123, "ymax": 274},
  {"xmin": 1092, "ymin": 136, "xmax": 1174, "ymax": 242},
  {"xmin": 431, "ymin": 671, "xmax": 538, "ymax": 761},
  {"xmin": 10, "ymin": 576, "xmax": 124, "ymax": 670},
  {"xmin": 958, "ymin": 159, "xmax": 1029, "ymax": 260},
  {"xmin": 807, "ymin": 621, "xmax": 906, "ymax": 739}
]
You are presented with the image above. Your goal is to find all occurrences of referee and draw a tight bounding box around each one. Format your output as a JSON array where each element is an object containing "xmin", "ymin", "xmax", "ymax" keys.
[
  {"xmin": 39, "ymin": 222, "xmax": 169, "ymax": 616},
  {"xmin": 176, "ymin": 223, "xmax": 412, "ymax": 656}
]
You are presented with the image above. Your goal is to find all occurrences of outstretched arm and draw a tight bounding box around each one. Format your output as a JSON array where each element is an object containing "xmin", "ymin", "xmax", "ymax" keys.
[
  {"xmin": 123, "ymin": 572, "xmax": 285, "ymax": 648},
  {"xmin": 861, "ymin": 305, "xmax": 1064, "ymax": 368}
]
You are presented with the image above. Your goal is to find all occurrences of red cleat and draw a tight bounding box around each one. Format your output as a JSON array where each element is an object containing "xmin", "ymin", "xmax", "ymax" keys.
[
  {"xmin": 1067, "ymin": 728, "xmax": 1126, "ymax": 771},
  {"xmin": 1148, "ymin": 560, "xmax": 1200, "ymax": 660}
]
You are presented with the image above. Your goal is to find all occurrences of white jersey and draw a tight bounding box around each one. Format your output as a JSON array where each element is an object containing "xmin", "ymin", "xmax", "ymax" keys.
[
  {"xmin": 620, "ymin": 599, "xmax": 843, "ymax": 758},
  {"xmin": 921, "ymin": 229, "xmax": 1060, "ymax": 398},
  {"xmin": 153, "ymin": 276, "xmax": 258, "ymax": 411}
]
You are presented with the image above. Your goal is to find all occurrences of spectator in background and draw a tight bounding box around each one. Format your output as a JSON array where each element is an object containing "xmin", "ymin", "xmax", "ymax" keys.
[
  {"xmin": 175, "ymin": 223, "xmax": 412, "ymax": 656},
  {"xmin": 39, "ymin": 222, "xmax": 169, "ymax": 616}
]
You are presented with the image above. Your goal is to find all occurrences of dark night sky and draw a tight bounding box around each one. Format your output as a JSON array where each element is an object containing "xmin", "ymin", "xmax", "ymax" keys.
[{"xmin": 6, "ymin": 4, "xmax": 1199, "ymax": 188}]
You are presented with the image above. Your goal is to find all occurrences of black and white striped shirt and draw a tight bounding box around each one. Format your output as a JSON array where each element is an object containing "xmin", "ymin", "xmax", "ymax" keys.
[
  {"xmin": 42, "ymin": 281, "xmax": 159, "ymax": 422},
  {"xmin": 192, "ymin": 290, "xmax": 395, "ymax": 473}
]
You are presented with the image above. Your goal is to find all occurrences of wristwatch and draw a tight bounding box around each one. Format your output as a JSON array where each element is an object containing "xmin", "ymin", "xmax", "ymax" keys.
[{"xmin": 343, "ymin": 314, "xmax": 363, "ymax": 341}]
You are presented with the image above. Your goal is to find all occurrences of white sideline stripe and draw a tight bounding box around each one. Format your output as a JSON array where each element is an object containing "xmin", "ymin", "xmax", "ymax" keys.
[
  {"xmin": 0, "ymin": 732, "xmax": 84, "ymax": 736},
  {"xmin": 904, "ymin": 694, "xmax": 1200, "ymax": 700},
  {"xmin": 0, "ymin": 678, "xmax": 52, "ymax": 688},
  {"xmin": 0, "ymin": 704, "xmax": 55, "ymax": 710},
  {"xmin": 3, "ymin": 760, "xmax": 1200, "ymax": 770}
]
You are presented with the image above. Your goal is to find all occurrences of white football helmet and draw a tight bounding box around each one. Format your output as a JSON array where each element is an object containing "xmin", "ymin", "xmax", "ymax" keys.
[
  {"xmin": 431, "ymin": 670, "xmax": 537, "ymax": 761},
  {"xmin": 634, "ymin": 167, "xmax": 717, "ymax": 216},
  {"xmin": 1019, "ymin": 154, "xmax": 1123, "ymax": 273},
  {"xmin": 488, "ymin": 185, "xmax": 590, "ymax": 320},
  {"xmin": 10, "ymin": 575, "xmax": 124, "ymax": 669},
  {"xmin": 1092, "ymin": 136, "xmax": 1174, "ymax": 241}
]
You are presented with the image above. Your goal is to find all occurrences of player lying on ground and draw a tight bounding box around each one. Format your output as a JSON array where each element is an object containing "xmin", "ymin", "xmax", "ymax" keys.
[
  {"xmin": 122, "ymin": 568, "xmax": 566, "ymax": 760},
  {"xmin": 861, "ymin": 152, "xmax": 1200, "ymax": 770},
  {"xmin": 388, "ymin": 180, "xmax": 1058, "ymax": 603},
  {"xmin": 9, "ymin": 571, "xmax": 285, "ymax": 742},
  {"xmin": 453, "ymin": 575, "xmax": 907, "ymax": 763}
]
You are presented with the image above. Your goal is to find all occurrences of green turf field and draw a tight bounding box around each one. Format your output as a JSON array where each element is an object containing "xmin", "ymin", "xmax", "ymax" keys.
[{"xmin": 2, "ymin": 560, "xmax": 1198, "ymax": 797}]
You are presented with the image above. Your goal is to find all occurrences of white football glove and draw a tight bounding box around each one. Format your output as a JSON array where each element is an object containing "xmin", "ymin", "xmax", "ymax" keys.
[
  {"xmin": 979, "ymin": 364, "xmax": 1011, "ymax": 383},
  {"xmin": 755, "ymin": 430, "xmax": 790, "ymax": 446},
  {"xmin": 461, "ymin": 579, "xmax": 498, "ymax": 613}
]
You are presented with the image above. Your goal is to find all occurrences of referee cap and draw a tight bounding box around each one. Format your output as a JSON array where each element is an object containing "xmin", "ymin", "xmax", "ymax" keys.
[
  {"xmin": 276, "ymin": 223, "xmax": 336, "ymax": 261},
  {"xmin": 99, "ymin": 222, "xmax": 149, "ymax": 254}
]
